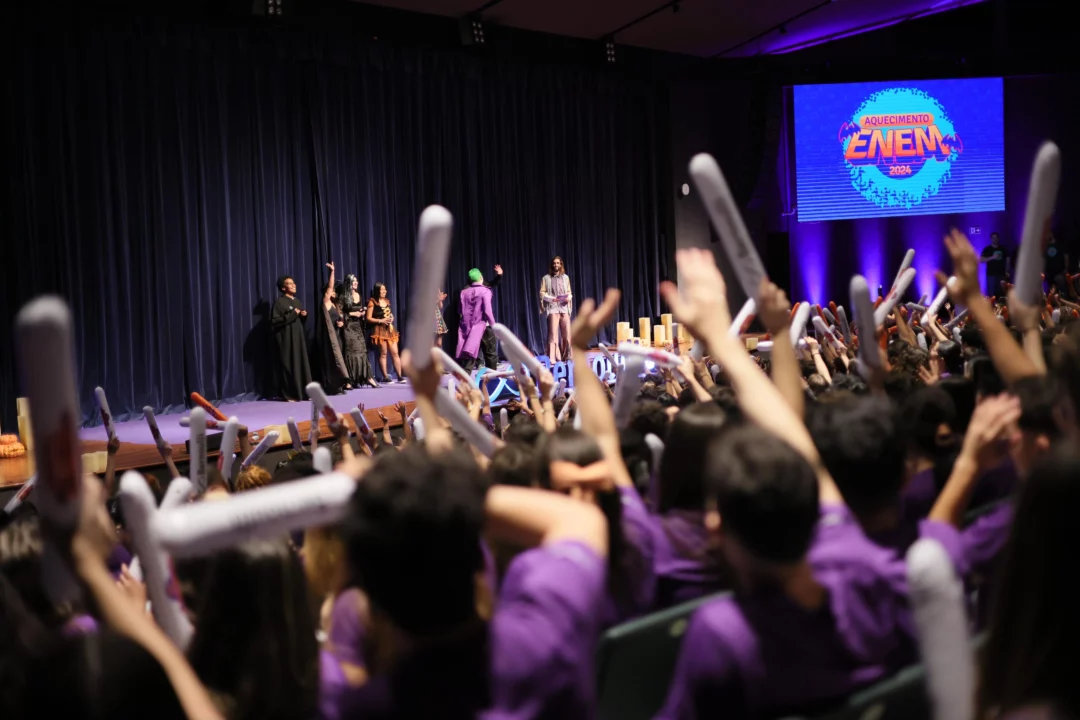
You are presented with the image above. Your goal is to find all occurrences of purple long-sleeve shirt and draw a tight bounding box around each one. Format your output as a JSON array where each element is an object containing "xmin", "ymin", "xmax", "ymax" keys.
[{"xmin": 458, "ymin": 282, "xmax": 496, "ymax": 360}]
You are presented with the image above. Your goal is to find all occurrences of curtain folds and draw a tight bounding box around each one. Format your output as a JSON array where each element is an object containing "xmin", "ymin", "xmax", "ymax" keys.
[{"xmin": 2, "ymin": 14, "xmax": 669, "ymax": 428}]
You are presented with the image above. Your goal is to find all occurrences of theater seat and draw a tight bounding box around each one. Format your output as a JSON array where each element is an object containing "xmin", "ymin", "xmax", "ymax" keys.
[
  {"xmin": 783, "ymin": 664, "xmax": 930, "ymax": 720},
  {"xmin": 595, "ymin": 591, "xmax": 731, "ymax": 720}
]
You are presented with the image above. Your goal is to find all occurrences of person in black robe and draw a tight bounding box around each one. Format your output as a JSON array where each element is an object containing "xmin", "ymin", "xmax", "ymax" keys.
[
  {"xmin": 271, "ymin": 275, "xmax": 313, "ymax": 401},
  {"xmin": 314, "ymin": 263, "xmax": 351, "ymax": 394}
]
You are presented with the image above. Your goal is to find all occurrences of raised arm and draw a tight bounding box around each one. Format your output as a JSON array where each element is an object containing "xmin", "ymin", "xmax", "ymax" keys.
[
  {"xmin": 758, "ymin": 280, "xmax": 804, "ymax": 418},
  {"xmin": 570, "ymin": 289, "xmax": 635, "ymax": 489},
  {"xmin": 929, "ymin": 394, "xmax": 1020, "ymax": 527},
  {"xmin": 323, "ymin": 263, "xmax": 335, "ymax": 305},
  {"xmin": 941, "ymin": 229, "xmax": 1039, "ymax": 385},
  {"xmin": 1009, "ymin": 290, "xmax": 1048, "ymax": 375},
  {"xmin": 661, "ymin": 249, "xmax": 843, "ymax": 505}
]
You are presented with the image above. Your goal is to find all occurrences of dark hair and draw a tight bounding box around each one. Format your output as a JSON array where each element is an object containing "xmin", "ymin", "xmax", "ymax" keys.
[
  {"xmin": 187, "ymin": 539, "xmax": 318, "ymax": 720},
  {"xmin": 978, "ymin": 445, "xmax": 1080, "ymax": 718},
  {"xmin": 705, "ymin": 425, "xmax": 819, "ymax": 564},
  {"xmin": 28, "ymin": 631, "xmax": 185, "ymax": 720},
  {"xmin": 504, "ymin": 412, "xmax": 544, "ymax": 447},
  {"xmin": 619, "ymin": 427, "xmax": 653, "ymax": 495},
  {"xmin": 900, "ymin": 387, "xmax": 957, "ymax": 459},
  {"xmin": 937, "ymin": 377, "xmax": 977, "ymax": 434},
  {"xmin": 0, "ymin": 572, "xmax": 53, "ymax": 718},
  {"xmin": 487, "ymin": 442, "xmax": 540, "ymax": 488},
  {"xmin": 629, "ymin": 401, "xmax": 669, "ymax": 442},
  {"xmin": 548, "ymin": 256, "xmax": 565, "ymax": 276},
  {"xmin": 276, "ymin": 275, "xmax": 293, "ymax": 294},
  {"xmin": 1013, "ymin": 375, "xmax": 1065, "ymax": 439},
  {"xmin": 828, "ymin": 372, "xmax": 869, "ymax": 396},
  {"xmin": 0, "ymin": 513, "xmax": 64, "ymax": 629},
  {"xmin": 658, "ymin": 403, "xmax": 728, "ymax": 514},
  {"xmin": 536, "ymin": 427, "xmax": 605, "ymax": 489},
  {"xmin": 273, "ymin": 452, "xmax": 318, "ymax": 484},
  {"xmin": 937, "ymin": 339, "xmax": 964, "ymax": 376},
  {"xmin": 343, "ymin": 447, "xmax": 487, "ymax": 636},
  {"xmin": 369, "ymin": 282, "xmax": 387, "ymax": 302},
  {"xmin": 808, "ymin": 396, "xmax": 905, "ymax": 517}
]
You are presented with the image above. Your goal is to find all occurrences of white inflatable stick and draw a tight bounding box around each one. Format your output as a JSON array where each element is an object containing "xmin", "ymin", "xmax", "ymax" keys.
[
  {"xmin": 906, "ymin": 539, "xmax": 974, "ymax": 720},
  {"xmin": 688, "ymin": 153, "xmax": 768, "ymax": 304},
  {"xmin": 95, "ymin": 387, "xmax": 117, "ymax": 442},
  {"xmin": 119, "ymin": 471, "xmax": 194, "ymax": 648},
  {"xmin": 875, "ymin": 267, "xmax": 916, "ymax": 327},
  {"xmin": 851, "ymin": 276, "xmax": 882, "ymax": 375},
  {"xmin": 157, "ymin": 472, "xmax": 358, "ymax": 557},
  {"xmin": 241, "ymin": 431, "xmax": 279, "ymax": 469},
  {"xmin": 15, "ymin": 297, "xmax": 83, "ymax": 606},
  {"xmin": 728, "ymin": 298, "xmax": 756, "ymax": 338},
  {"xmin": 1015, "ymin": 142, "xmax": 1061, "ymax": 305}
]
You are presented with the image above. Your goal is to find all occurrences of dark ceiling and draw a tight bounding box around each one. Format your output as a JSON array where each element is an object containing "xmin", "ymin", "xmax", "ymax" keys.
[{"xmin": 352, "ymin": 0, "xmax": 986, "ymax": 57}]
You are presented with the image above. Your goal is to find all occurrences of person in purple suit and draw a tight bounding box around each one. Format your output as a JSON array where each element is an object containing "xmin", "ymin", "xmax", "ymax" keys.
[
  {"xmin": 339, "ymin": 348, "xmax": 608, "ymax": 718},
  {"xmin": 656, "ymin": 250, "xmax": 923, "ymax": 718},
  {"xmin": 457, "ymin": 268, "xmax": 499, "ymax": 372}
]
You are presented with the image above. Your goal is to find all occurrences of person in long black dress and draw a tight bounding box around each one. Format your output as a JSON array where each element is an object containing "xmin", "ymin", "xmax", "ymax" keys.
[
  {"xmin": 340, "ymin": 273, "xmax": 378, "ymax": 388},
  {"xmin": 314, "ymin": 262, "xmax": 351, "ymax": 394},
  {"xmin": 271, "ymin": 275, "xmax": 313, "ymax": 401}
]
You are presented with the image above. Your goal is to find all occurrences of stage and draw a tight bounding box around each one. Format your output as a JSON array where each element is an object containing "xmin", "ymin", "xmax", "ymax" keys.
[
  {"xmin": 0, "ymin": 347, "xmax": 686, "ymax": 490},
  {"xmin": 0, "ymin": 383, "xmax": 418, "ymax": 489}
]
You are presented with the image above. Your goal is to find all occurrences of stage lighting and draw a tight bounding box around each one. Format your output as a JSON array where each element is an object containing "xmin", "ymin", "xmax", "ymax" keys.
[
  {"xmin": 605, "ymin": 40, "xmax": 616, "ymax": 64},
  {"xmin": 678, "ymin": 183, "xmax": 691, "ymax": 198},
  {"xmin": 459, "ymin": 16, "xmax": 486, "ymax": 46}
]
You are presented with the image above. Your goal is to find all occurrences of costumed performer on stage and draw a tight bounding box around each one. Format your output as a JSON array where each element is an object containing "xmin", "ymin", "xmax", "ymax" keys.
[
  {"xmin": 367, "ymin": 282, "xmax": 406, "ymax": 383},
  {"xmin": 458, "ymin": 267, "xmax": 500, "ymax": 371},
  {"xmin": 435, "ymin": 289, "xmax": 449, "ymax": 347},
  {"xmin": 341, "ymin": 272, "xmax": 378, "ymax": 388},
  {"xmin": 314, "ymin": 262, "xmax": 351, "ymax": 394},
  {"xmin": 539, "ymin": 255, "xmax": 573, "ymax": 361},
  {"xmin": 271, "ymin": 274, "xmax": 312, "ymax": 401}
]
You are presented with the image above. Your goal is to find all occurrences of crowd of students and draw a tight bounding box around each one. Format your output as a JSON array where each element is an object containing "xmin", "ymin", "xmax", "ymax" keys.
[{"xmin": 2, "ymin": 228, "xmax": 1080, "ymax": 720}]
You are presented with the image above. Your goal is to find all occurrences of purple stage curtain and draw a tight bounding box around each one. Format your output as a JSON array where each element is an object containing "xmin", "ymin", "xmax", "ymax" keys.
[{"xmin": 0, "ymin": 6, "xmax": 669, "ymax": 429}]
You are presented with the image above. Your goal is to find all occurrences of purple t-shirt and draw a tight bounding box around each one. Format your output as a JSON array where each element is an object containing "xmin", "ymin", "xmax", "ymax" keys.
[
  {"xmin": 600, "ymin": 485, "xmax": 657, "ymax": 627},
  {"xmin": 961, "ymin": 501, "xmax": 1013, "ymax": 628},
  {"xmin": 648, "ymin": 509, "xmax": 730, "ymax": 609},
  {"xmin": 345, "ymin": 540, "xmax": 606, "ymax": 719},
  {"xmin": 657, "ymin": 504, "xmax": 917, "ymax": 718},
  {"xmin": 902, "ymin": 467, "xmax": 938, "ymax": 520}
]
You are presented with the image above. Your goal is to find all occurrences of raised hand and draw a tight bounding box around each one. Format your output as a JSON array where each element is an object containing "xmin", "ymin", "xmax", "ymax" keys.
[
  {"xmin": 326, "ymin": 262, "xmax": 334, "ymax": 271},
  {"xmin": 537, "ymin": 366, "xmax": 556, "ymax": 400},
  {"xmin": 961, "ymin": 394, "xmax": 1021, "ymax": 471},
  {"xmin": 377, "ymin": 409, "xmax": 389, "ymax": 425},
  {"xmin": 937, "ymin": 229, "xmax": 981, "ymax": 304},
  {"xmin": 394, "ymin": 400, "xmax": 408, "ymax": 416},
  {"xmin": 758, "ymin": 280, "xmax": 792, "ymax": 335},
  {"xmin": 494, "ymin": 264, "xmax": 503, "ymax": 276},
  {"xmin": 570, "ymin": 288, "xmax": 621, "ymax": 349},
  {"xmin": 659, "ymin": 248, "xmax": 732, "ymax": 347},
  {"xmin": 403, "ymin": 349, "xmax": 443, "ymax": 400},
  {"xmin": 107, "ymin": 436, "xmax": 121, "ymax": 455},
  {"xmin": 1008, "ymin": 289, "xmax": 1041, "ymax": 332}
]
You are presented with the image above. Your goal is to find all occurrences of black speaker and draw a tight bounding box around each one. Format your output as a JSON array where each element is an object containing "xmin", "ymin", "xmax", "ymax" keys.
[{"xmin": 764, "ymin": 231, "xmax": 792, "ymax": 292}]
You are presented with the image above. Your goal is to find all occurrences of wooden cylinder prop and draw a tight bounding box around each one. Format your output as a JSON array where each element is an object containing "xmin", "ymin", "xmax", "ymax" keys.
[
  {"xmin": 661, "ymin": 314, "xmax": 673, "ymax": 345},
  {"xmin": 639, "ymin": 318, "xmax": 652, "ymax": 347},
  {"xmin": 653, "ymin": 324, "xmax": 667, "ymax": 347},
  {"xmin": 616, "ymin": 322, "xmax": 631, "ymax": 344}
]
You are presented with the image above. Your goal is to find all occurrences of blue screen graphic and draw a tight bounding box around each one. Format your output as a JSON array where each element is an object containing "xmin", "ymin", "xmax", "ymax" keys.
[{"xmin": 794, "ymin": 78, "xmax": 1004, "ymax": 222}]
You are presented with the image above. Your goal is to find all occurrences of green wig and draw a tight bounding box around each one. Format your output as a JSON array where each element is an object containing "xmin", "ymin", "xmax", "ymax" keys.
[{"xmin": 468, "ymin": 268, "xmax": 482, "ymax": 283}]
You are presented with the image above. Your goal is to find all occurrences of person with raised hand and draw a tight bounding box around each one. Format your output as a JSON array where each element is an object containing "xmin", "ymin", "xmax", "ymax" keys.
[
  {"xmin": 64, "ymin": 475, "xmax": 222, "ymax": 719},
  {"xmin": 940, "ymin": 229, "xmax": 1039, "ymax": 386},
  {"xmin": 339, "ymin": 426, "xmax": 608, "ymax": 716},
  {"xmin": 557, "ymin": 289, "xmax": 657, "ymax": 624},
  {"xmin": 757, "ymin": 279, "xmax": 805, "ymax": 417},
  {"xmin": 656, "ymin": 248, "xmax": 919, "ymax": 719}
]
